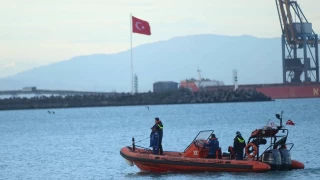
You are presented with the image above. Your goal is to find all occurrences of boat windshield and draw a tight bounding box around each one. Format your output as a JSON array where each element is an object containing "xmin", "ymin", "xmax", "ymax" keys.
[
  {"xmin": 183, "ymin": 130, "xmax": 214, "ymax": 152},
  {"xmin": 194, "ymin": 130, "xmax": 214, "ymax": 141}
]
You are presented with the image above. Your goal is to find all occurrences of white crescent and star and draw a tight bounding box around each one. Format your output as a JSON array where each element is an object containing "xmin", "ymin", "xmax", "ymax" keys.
[{"xmin": 135, "ymin": 21, "xmax": 145, "ymax": 31}]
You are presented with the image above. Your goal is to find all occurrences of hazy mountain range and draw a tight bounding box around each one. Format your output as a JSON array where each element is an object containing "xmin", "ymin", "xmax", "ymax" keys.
[{"xmin": 0, "ymin": 34, "xmax": 287, "ymax": 92}]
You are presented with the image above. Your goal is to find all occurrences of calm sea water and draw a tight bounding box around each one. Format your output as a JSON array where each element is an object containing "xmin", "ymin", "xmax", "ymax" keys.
[{"xmin": 0, "ymin": 99, "xmax": 320, "ymax": 180}]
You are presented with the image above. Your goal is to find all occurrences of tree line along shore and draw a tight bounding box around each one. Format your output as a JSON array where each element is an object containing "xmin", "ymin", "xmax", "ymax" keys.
[{"xmin": 0, "ymin": 88, "xmax": 272, "ymax": 110}]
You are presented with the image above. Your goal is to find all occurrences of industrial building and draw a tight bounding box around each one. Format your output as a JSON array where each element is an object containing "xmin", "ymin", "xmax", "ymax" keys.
[
  {"xmin": 22, "ymin": 87, "xmax": 37, "ymax": 92},
  {"xmin": 153, "ymin": 81, "xmax": 178, "ymax": 93}
]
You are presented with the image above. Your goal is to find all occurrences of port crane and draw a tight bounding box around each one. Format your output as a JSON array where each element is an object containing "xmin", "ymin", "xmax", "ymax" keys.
[{"xmin": 275, "ymin": 0, "xmax": 319, "ymax": 83}]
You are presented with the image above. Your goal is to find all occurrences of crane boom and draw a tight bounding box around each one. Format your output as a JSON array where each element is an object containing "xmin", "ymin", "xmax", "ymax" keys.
[
  {"xmin": 275, "ymin": 0, "xmax": 319, "ymax": 83},
  {"xmin": 276, "ymin": 0, "xmax": 320, "ymax": 44}
]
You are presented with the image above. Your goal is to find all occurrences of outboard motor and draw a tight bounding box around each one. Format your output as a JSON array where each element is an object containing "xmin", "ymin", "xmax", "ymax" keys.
[
  {"xmin": 261, "ymin": 149, "xmax": 282, "ymax": 170},
  {"xmin": 279, "ymin": 148, "xmax": 292, "ymax": 170}
]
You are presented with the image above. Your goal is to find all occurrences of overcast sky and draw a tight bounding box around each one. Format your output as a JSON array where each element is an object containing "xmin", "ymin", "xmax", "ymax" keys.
[{"xmin": 0, "ymin": 0, "xmax": 319, "ymax": 77}]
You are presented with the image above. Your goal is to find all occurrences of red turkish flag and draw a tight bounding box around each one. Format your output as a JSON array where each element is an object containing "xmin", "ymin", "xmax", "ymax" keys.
[{"xmin": 132, "ymin": 16, "xmax": 151, "ymax": 35}]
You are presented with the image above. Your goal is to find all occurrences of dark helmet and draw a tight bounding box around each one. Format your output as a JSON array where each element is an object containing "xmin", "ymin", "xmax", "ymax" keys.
[{"xmin": 236, "ymin": 131, "xmax": 241, "ymax": 136}]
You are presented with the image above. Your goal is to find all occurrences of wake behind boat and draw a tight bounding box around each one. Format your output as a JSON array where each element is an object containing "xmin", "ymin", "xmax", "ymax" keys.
[{"xmin": 120, "ymin": 111, "xmax": 304, "ymax": 173}]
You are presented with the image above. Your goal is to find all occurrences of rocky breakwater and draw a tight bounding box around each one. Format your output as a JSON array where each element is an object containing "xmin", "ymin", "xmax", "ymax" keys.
[{"xmin": 0, "ymin": 88, "xmax": 272, "ymax": 110}]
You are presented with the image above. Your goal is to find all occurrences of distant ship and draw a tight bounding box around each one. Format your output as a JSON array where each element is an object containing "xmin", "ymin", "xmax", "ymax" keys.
[
  {"xmin": 180, "ymin": 80, "xmax": 320, "ymax": 99},
  {"xmin": 205, "ymin": 83, "xmax": 320, "ymax": 99},
  {"xmin": 179, "ymin": 69, "xmax": 320, "ymax": 99},
  {"xmin": 180, "ymin": 78, "xmax": 224, "ymax": 92}
]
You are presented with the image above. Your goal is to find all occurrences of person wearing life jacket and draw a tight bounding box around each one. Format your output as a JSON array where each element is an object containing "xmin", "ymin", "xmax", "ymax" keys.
[
  {"xmin": 204, "ymin": 134, "xmax": 220, "ymax": 158},
  {"xmin": 151, "ymin": 117, "xmax": 164, "ymax": 155},
  {"xmin": 233, "ymin": 131, "xmax": 246, "ymax": 160},
  {"xmin": 149, "ymin": 127, "xmax": 160, "ymax": 155}
]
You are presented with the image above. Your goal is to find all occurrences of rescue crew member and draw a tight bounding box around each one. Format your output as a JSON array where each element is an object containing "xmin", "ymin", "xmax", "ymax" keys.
[
  {"xmin": 151, "ymin": 117, "xmax": 164, "ymax": 155},
  {"xmin": 203, "ymin": 134, "xmax": 219, "ymax": 158},
  {"xmin": 233, "ymin": 131, "xmax": 246, "ymax": 160},
  {"xmin": 149, "ymin": 127, "xmax": 160, "ymax": 154}
]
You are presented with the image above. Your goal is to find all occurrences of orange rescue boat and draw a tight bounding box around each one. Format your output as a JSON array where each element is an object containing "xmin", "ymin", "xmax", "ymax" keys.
[{"xmin": 120, "ymin": 111, "xmax": 304, "ymax": 173}]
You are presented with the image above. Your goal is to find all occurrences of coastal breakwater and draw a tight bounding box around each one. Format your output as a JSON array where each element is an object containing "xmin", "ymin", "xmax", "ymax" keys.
[{"xmin": 0, "ymin": 88, "xmax": 272, "ymax": 110}]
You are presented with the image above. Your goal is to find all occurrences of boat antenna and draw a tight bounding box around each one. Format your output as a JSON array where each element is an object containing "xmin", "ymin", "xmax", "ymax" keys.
[{"xmin": 132, "ymin": 137, "xmax": 135, "ymax": 151}]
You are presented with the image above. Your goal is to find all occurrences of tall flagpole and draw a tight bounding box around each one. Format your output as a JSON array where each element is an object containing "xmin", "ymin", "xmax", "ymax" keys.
[{"xmin": 130, "ymin": 13, "xmax": 133, "ymax": 94}]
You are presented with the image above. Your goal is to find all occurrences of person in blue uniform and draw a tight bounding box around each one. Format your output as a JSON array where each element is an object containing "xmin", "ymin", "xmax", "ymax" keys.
[
  {"xmin": 204, "ymin": 134, "xmax": 219, "ymax": 158},
  {"xmin": 151, "ymin": 117, "xmax": 164, "ymax": 155},
  {"xmin": 149, "ymin": 127, "xmax": 160, "ymax": 155},
  {"xmin": 233, "ymin": 131, "xmax": 246, "ymax": 160}
]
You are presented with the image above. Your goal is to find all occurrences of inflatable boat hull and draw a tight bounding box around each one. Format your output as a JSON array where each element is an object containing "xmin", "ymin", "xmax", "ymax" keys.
[{"xmin": 120, "ymin": 147, "xmax": 271, "ymax": 173}]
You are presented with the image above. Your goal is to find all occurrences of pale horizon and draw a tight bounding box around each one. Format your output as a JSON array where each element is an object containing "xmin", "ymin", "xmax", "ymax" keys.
[{"xmin": 0, "ymin": 0, "xmax": 319, "ymax": 78}]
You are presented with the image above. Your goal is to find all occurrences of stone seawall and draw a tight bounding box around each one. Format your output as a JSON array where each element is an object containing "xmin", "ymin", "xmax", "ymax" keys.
[{"xmin": 0, "ymin": 88, "xmax": 272, "ymax": 110}]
